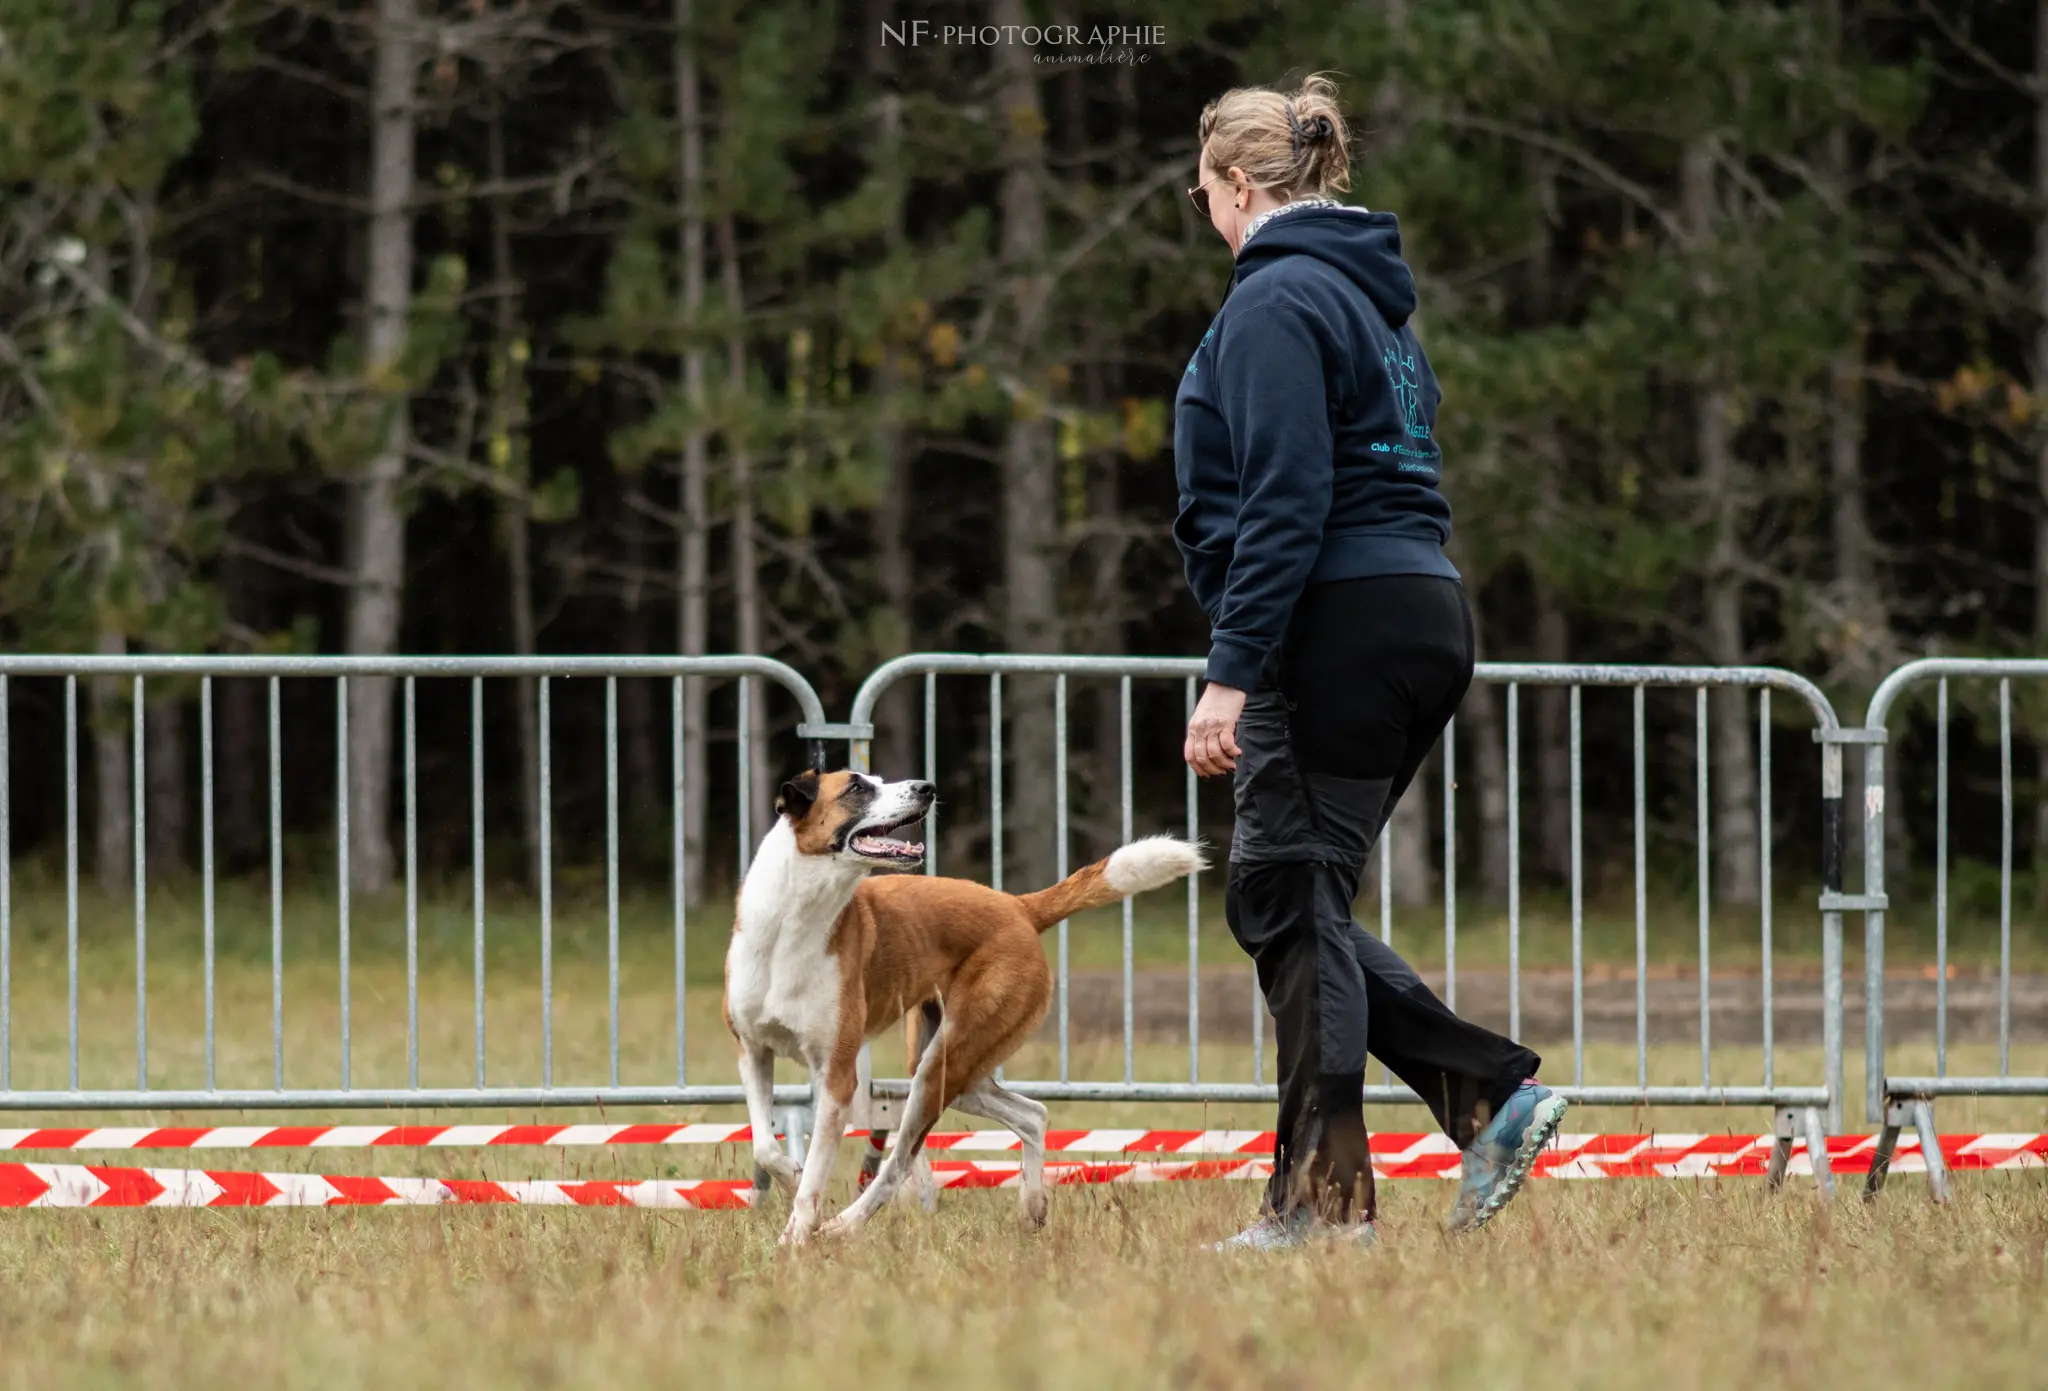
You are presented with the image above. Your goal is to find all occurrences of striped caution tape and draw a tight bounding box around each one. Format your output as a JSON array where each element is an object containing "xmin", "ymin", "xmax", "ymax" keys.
[
  {"xmin": 2, "ymin": 1127, "xmax": 2046, "ymax": 1173},
  {"xmin": 0, "ymin": 1124, "xmax": 1277, "ymax": 1152},
  {"xmin": 3, "ymin": 1135, "xmax": 2038, "ymax": 1209}
]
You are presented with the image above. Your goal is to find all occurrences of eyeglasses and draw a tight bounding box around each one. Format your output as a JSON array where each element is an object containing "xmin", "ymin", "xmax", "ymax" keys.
[{"xmin": 1187, "ymin": 176, "xmax": 1225, "ymax": 218}]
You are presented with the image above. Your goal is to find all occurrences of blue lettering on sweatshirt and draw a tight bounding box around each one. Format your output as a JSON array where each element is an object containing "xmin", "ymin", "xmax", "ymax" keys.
[{"xmin": 1382, "ymin": 347, "xmax": 1433, "ymax": 440}]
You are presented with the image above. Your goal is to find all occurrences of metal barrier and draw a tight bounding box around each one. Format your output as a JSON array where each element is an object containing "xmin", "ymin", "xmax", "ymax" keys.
[
  {"xmin": 0, "ymin": 648, "xmax": 1862, "ymax": 1194},
  {"xmin": 1859, "ymin": 658, "xmax": 2048, "ymax": 1204},
  {"xmin": 0, "ymin": 654, "xmax": 826, "ymax": 1131},
  {"xmin": 845, "ymin": 655, "xmax": 1851, "ymax": 1191}
]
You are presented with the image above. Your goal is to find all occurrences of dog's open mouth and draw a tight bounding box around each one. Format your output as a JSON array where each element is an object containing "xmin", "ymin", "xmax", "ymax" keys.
[{"xmin": 848, "ymin": 815, "xmax": 926, "ymax": 864}]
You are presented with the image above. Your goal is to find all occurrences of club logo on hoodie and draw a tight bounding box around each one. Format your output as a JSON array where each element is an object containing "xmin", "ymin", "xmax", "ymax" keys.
[{"xmin": 1381, "ymin": 347, "xmax": 1430, "ymax": 441}]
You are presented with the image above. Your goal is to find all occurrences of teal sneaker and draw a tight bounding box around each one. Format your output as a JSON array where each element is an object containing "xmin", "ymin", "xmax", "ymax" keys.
[
  {"xmin": 1309, "ymin": 1217, "xmax": 1379, "ymax": 1249},
  {"xmin": 1211, "ymin": 1206, "xmax": 1313, "ymax": 1251},
  {"xmin": 1211, "ymin": 1207, "xmax": 1379, "ymax": 1252},
  {"xmin": 1446, "ymin": 1080, "xmax": 1568, "ymax": 1233}
]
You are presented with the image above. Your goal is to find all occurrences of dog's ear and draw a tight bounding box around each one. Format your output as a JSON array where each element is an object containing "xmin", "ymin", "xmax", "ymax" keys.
[{"xmin": 776, "ymin": 770, "xmax": 820, "ymax": 821}]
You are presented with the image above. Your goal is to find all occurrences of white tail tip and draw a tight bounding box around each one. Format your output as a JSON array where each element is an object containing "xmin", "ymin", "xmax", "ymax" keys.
[{"xmin": 1103, "ymin": 836, "xmax": 1207, "ymax": 896}]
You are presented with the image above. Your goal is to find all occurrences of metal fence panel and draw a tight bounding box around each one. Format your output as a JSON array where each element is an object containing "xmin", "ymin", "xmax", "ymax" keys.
[
  {"xmin": 847, "ymin": 655, "xmax": 1848, "ymax": 1131},
  {"xmin": 1860, "ymin": 660, "xmax": 2048, "ymax": 1141},
  {"xmin": 0, "ymin": 654, "xmax": 825, "ymax": 1112}
]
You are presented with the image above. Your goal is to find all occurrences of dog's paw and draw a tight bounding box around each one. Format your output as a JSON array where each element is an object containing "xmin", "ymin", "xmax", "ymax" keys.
[
  {"xmin": 908, "ymin": 1159, "xmax": 939, "ymax": 1213},
  {"xmin": 814, "ymin": 1213, "xmax": 861, "ymax": 1242},
  {"xmin": 754, "ymin": 1151, "xmax": 801, "ymax": 1194},
  {"xmin": 895, "ymin": 1176, "xmax": 938, "ymax": 1213}
]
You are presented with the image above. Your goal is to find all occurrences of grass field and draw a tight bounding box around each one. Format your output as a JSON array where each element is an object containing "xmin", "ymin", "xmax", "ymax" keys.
[
  {"xmin": 1, "ymin": 1174, "xmax": 2044, "ymax": 1389},
  {"xmin": 0, "ymin": 876, "xmax": 2043, "ymax": 1389}
]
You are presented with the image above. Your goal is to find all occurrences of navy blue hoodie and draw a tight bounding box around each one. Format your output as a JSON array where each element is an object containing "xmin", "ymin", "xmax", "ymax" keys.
[{"xmin": 1172, "ymin": 205, "xmax": 1457, "ymax": 692}]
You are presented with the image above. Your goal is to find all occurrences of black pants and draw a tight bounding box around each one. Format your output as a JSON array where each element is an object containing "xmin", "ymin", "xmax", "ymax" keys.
[{"xmin": 1224, "ymin": 574, "xmax": 1541, "ymax": 1223}]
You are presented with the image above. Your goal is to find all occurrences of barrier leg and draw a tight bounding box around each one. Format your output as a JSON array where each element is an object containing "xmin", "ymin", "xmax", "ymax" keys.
[
  {"xmin": 1801, "ymin": 1106, "xmax": 1835, "ymax": 1197},
  {"xmin": 754, "ymin": 1106, "xmax": 807, "ymax": 1204},
  {"xmin": 854, "ymin": 1043, "xmax": 887, "ymax": 1191},
  {"xmin": 1766, "ymin": 1108, "xmax": 1796, "ymax": 1191},
  {"xmin": 782, "ymin": 1102, "xmax": 812, "ymax": 1165},
  {"xmin": 851, "ymin": 1042, "xmax": 873, "ymax": 1131},
  {"xmin": 858, "ymin": 1130, "xmax": 888, "ymax": 1190},
  {"xmin": 1863, "ymin": 1101, "xmax": 1903, "ymax": 1202},
  {"xmin": 907, "ymin": 1001, "xmax": 942, "ymax": 1212},
  {"xmin": 1911, "ymin": 1098, "xmax": 1952, "ymax": 1206}
]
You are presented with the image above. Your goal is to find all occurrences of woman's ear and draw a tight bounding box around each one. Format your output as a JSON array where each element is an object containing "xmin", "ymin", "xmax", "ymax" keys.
[{"xmin": 1228, "ymin": 166, "xmax": 1249, "ymax": 208}]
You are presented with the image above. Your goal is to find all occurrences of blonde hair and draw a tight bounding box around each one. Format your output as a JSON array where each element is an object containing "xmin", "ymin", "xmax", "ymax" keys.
[{"xmin": 1198, "ymin": 73, "xmax": 1352, "ymax": 201}]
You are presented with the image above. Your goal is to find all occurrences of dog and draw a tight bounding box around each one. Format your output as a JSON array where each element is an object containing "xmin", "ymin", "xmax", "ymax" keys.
[{"xmin": 722, "ymin": 768, "xmax": 1204, "ymax": 1245}]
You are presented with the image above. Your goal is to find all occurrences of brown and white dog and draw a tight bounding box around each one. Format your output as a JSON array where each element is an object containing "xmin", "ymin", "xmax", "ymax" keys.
[{"xmin": 723, "ymin": 768, "xmax": 1203, "ymax": 1244}]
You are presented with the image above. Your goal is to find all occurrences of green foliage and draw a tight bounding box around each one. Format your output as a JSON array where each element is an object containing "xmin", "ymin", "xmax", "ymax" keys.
[{"xmin": 0, "ymin": 0, "xmax": 236, "ymax": 650}]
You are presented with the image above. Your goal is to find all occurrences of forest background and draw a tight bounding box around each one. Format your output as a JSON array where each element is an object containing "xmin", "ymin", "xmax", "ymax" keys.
[{"xmin": 2, "ymin": 0, "xmax": 2042, "ymax": 926}]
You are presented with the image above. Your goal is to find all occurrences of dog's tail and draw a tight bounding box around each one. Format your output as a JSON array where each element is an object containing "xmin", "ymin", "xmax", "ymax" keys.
[{"xmin": 1015, "ymin": 835, "xmax": 1207, "ymax": 933}]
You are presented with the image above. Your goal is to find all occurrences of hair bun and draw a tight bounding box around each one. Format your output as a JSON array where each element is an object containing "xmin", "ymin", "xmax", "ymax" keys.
[{"xmin": 1201, "ymin": 74, "xmax": 1353, "ymax": 199}]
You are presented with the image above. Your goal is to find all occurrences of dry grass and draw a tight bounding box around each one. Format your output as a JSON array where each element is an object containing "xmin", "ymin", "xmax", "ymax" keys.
[{"xmin": 0, "ymin": 1174, "xmax": 2044, "ymax": 1390}]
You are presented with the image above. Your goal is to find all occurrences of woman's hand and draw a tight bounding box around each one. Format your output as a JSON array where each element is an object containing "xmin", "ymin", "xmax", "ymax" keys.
[{"xmin": 1185, "ymin": 682, "xmax": 1247, "ymax": 777}]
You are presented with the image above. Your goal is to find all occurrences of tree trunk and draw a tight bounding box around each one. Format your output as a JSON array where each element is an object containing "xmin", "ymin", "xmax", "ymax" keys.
[
  {"xmin": 872, "ymin": 367, "xmax": 918, "ymax": 780},
  {"xmin": 2032, "ymin": 0, "xmax": 2048, "ymax": 895},
  {"xmin": 488, "ymin": 97, "xmax": 543, "ymax": 895},
  {"xmin": 1088, "ymin": 425, "xmax": 1127, "ymax": 866},
  {"xmin": 116, "ymin": 190, "xmax": 188, "ymax": 881},
  {"xmin": 91, "ymin": 633, "xmax": 131, "ymax": 897},
  {"xmin": 1387, "ymin": 751, "xmax": 1433, "ymax": 908},
  {"xmin": 1522, "ymin": 148, "xmax": 1573, "ymax": 889},
  {"xmin": 718, "ymin": 213, "xmax": 773, "ymax": 841},
  {"xmin": 1703, "ymin": 426, "xmax": 1763, "ymax": 909},
  {"xmin": 1372, "ymin": 0, "xmax": 1409, "ymax": 140},
  {"xmin": 1348, "ymin": 0, "xmax": 1437, "ymax": 911},
  {"xmin": 1828, "ymin": 365, "xmax": 1878, "ymax": 666},
  {"xmin": 217, "ymin": 672, "xmax": 264, "ymax": 868},
  {"xmin": 990, "ymin": 0, "xmax": 1059, "ymax": 892},
  {"xmin": 216, "ymin": 548, "xmax": 265, "ymax": 868},
  {"xmin": 674, "ymin": 0, "xmax": 710, "ymax": 902},
  {"xmin": 617, "ymin": 511, "xmax": 658, "ymax": 825},
  {"xmin": 1080, "ymin": 58, "xmax": 1142, "ymax": 867},
  {"xmin": 1831, "ymin": 338, "xmax": 1883, "ymax": 876},
  {"xmin": 1817, "ymin": 0, "xmax": 1894, "ymax": 878},
  {"xmin": 1532, "ymin": 579, "xmax": 1572, "ymax": 885},
  {"xmin": 866, "ymin": 0, "xmax": 919, "ymax": 784},
  {"xmin": 1459, "ymin": 586, "xmax": 1510, "ymax": 902},
  {"xmin": 343, "ymin": 0, "xmax": 420, "ymax": 896},
  {"xmin": 145, "ymin": 697, "xmax": 185, "ymax": 874},
  {"xmin": 505, "ymin": 431, "xmax": 540, "ymax": 897},
  {"xmin": 1683, "ymin": 136, "xmax": 1761, "ymax": 907}
]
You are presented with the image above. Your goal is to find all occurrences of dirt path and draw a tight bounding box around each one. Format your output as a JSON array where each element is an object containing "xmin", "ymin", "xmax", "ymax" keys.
[{"xmin": 1043, "ymin": 965, "xmax": 2048, "ymax": 1047}]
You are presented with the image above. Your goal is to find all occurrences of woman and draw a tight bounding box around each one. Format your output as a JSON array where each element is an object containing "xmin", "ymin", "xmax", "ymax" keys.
[{"xmin": 1174, "ymin": 75, "xmax": 1567, "ymax": 1249}]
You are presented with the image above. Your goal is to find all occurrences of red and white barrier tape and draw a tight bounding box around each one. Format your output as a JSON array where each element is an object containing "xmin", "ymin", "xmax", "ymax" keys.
[
  {"xmin": 0, "ymin": 1124, "xmax": 1277, "ymax": 1152},
  {"xmin": 2, "ymin": 1135, "xmax": 2038, "ymax": 1209},
  {"xmin": 0, "ymin": 1160, "xmax": 1268, "ymax": 1209},
  {"xmin": 3, "ymin": 1125, "xmax": 2047, "ymax": 1171},
  {"xmin": 0, "ymin": 1164, "xmax": 753, "ymax": 1209}
]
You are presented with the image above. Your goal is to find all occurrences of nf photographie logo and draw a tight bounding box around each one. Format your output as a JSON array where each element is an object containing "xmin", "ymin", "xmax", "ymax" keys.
[{"xmin": 880, "ymin": 20, "xmax": 1165, "ymax": 65}]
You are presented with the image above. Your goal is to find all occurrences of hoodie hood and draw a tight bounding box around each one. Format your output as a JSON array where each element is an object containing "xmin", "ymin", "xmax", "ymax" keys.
[{"xmin": 1233, "ymin": 205, "xmax": 1419, "ymax": 328}]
